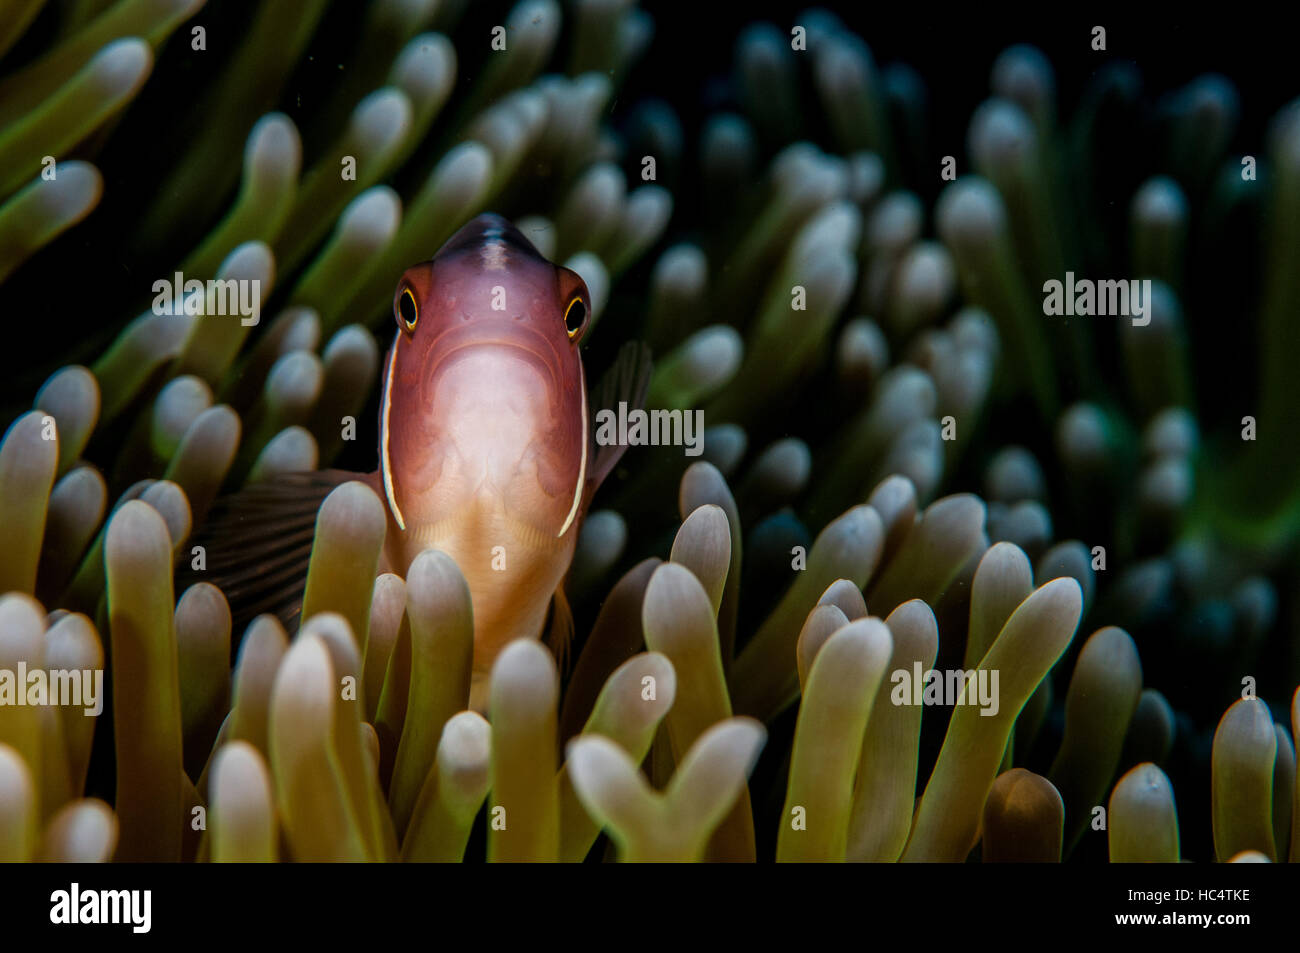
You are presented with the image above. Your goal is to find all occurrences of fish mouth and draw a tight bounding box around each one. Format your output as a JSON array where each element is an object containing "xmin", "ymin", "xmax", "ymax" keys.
[{"xmin": 422, "ymin": 322, "xmax": 567, "ymax": 398}]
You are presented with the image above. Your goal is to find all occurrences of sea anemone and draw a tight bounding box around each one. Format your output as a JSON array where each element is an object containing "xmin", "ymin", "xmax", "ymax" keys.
[{"xmin": 0, "ymin": 1, "xmax": 1297, "ymax": 865}]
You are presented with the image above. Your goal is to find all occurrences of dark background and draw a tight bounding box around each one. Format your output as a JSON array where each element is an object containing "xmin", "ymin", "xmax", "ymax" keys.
[{"xmin": 634, "ymin": 3, "xmax": 1294, "ymax": 146}]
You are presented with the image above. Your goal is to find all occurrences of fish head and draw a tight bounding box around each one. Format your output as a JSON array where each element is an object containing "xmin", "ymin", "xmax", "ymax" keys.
[{"xmin": 379, "ymin": 214, "xmax": 592, "ymax": 562}]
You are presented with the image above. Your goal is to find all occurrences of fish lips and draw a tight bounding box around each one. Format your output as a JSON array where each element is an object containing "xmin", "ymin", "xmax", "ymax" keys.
[{"xmin": 415, "ymin": 320, "xmax": 576, "ymax": 402}]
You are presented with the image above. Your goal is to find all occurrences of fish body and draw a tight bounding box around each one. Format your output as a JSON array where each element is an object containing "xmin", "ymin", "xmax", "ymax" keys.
[{"xmin": 374, "ymin": 214, "xmax": 595, "ymax": 704}]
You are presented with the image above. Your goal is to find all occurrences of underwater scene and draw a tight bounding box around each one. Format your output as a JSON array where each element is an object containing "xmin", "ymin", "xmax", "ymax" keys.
[{"xmin": 0, "ymin": 0, "xmax": 1296, "ymax": 903}]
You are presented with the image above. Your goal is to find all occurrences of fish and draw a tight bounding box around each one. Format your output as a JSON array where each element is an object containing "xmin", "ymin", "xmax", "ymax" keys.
[{"xmin": 187, "ymin": 213, "xmax": 651, "ymax": 709}]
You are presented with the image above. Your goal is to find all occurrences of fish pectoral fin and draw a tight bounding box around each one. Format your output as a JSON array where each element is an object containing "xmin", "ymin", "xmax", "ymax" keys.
[
  {"xmin": 584, "ymin": 339, "xmax": 653, "ymax": 509},
  {"xmin": 545, "ymin": 584, "xmax": 576, "ymax": 675},
  {"xmin": 176, "ymin": 468, "xmax": 363, "ymax": 643}
]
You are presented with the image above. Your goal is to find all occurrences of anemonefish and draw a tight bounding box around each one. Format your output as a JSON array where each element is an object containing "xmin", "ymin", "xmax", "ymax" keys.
[{"xmin": 193, "ymin": 214, "xmax": 649, "ymax": 709}]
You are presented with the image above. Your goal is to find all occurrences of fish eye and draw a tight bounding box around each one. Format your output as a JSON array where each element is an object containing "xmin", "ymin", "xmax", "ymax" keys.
[
  {"xmin": 564, "ymin": 297, "xmax": 586, "ymax": 340},
  {"xmin": 398, "ymin": 288, "xmax": 418, "ymax": 332}
]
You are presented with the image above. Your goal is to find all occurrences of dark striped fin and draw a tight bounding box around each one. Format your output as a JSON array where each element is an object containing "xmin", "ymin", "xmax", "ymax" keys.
[
  {"xmin": 176, "ymin": 469, "xmax": 361, "ymax": 646},
  {"xmin": 585, "ymin": 340, "xmax": 653, "ymax": 508}
]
